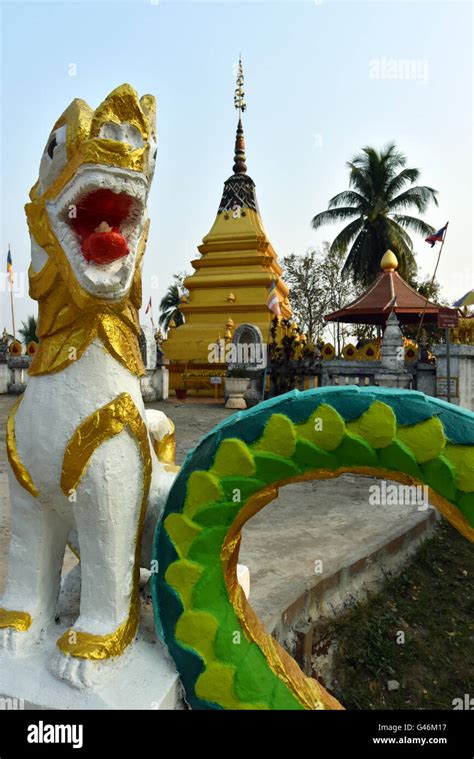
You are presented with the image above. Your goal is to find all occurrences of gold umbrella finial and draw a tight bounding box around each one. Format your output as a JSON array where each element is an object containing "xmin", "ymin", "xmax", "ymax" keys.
[
  {"xmin": 234, "ymin": 54, "xmax": 246, "ymax": 115},
  {"xmin": 233, "ymin": 55, "xmax": 247, "ymax": 175}
]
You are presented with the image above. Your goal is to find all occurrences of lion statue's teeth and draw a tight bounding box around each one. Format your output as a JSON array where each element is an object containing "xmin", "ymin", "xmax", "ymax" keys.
[{"xmin": 95, "ymin": 221, "xmax": 113, "ymax": 233}]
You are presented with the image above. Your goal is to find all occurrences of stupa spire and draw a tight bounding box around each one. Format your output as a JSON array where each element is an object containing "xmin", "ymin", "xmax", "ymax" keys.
[
  {"xmin": 217, "ymin": 56, "xmax": 259, "ymax": 214},
  {"xmin": 232, "ymin": 55, "xmax": 247, "ymax": 175}
]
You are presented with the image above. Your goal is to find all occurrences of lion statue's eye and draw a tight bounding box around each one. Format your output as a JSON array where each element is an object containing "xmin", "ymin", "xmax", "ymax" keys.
[{"xmin": 47, "ymin": 136, "xmax": 58, "ymax": 159}]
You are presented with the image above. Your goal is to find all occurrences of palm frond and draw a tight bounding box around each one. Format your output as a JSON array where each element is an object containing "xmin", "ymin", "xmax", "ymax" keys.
[
  {"xmin": 385, "ymin": 217, "xmax": 413, "ymax": 250},
  {"xmin": 159, "ymin": 283, "xmax": 185, "ymax": 330},
  {"xmin": 390, "ymin": 214, "xmax": 435, "ymax": 238},
  {"xmin": 385, "ymin": 167, "xmax": 420, "ymax": 199},
  {"xmin": 311, "ymin": 207, "xmax": 358, "ymax": 230},
  {"xmin": 18, "ymin": 315, "xmax": 38, "ymax": 344},
  {"xmin": 342, "ymin": 225, "xmax": 385, "ymax": 285},
  {"xmin": 347, "ymin": 163, "xmax": 374, "ymax": 199},
  {"xmin": 329, "ymin": 218, "xmax": 365, "ymax": 255},
  {"xmin": 328, "ymin": 190, "xmax": 368, "ymax": 209},
  {"xmin": 389, "ymin": 186, "xmax": 439, "ymax": 213},
  {"xmin": 159, "ymin": 284, "xmax": 181, "ymax": 312}
]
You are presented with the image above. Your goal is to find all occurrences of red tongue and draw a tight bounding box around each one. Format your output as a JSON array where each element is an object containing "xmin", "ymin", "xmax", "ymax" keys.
[
  {"xmin": 70, "ymin": 189, "xmax": 132, "ymax": 264},
  {"xmin": 82, "ymin": 230, "xmax": 129, "ymax": 264}
]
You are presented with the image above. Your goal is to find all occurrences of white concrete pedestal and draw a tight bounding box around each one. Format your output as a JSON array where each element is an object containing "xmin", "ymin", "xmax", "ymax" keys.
[{"xmin": 0, "ymin": 576, "xmax": 182, "ymax": 710}]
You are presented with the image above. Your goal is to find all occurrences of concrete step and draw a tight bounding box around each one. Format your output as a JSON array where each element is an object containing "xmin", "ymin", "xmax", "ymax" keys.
[{"xmin": 240, "ymin": 474, "xmax": 439, "ymax": 657}]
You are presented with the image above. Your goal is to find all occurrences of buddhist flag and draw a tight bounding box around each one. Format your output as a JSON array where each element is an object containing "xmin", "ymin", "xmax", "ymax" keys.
[
  {"xmin": 145, "ymin": 296, "xmax": 152, "ymax": 315},
  {"xmin": 266, "ymin": 281, "xmax": 281, "ymax": 316},
  {"xmin": 6, "ymin": 247, "xmax": 13, "ymax": 284},
  {"xmin": 453, "ymin": 289, "xmax": 474, "ymax": 308},
  {"xmin": 425, "ymin": 223, "xmax": 448, "ymax": 248}
]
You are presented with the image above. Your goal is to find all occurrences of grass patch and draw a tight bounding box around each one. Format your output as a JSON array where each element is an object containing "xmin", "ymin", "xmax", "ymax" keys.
[{"xmin": 323, "ymin": 521, "xmax": 474, "ymax": 709}]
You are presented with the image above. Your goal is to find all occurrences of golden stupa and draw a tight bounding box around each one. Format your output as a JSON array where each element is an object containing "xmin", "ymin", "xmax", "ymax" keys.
[{"xmin": 164, "ymin": 58, "xmax": 291, "ymax": 394}]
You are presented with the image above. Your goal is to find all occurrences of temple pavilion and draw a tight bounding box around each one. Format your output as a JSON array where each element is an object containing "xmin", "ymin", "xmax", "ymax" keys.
[
  {"xmin": 163, "ymin": 60, "xmax": 291, "ymax": 395},
  {"xmin": 325, "ymin": 250, "xmax": 448, "ymax": 327}
]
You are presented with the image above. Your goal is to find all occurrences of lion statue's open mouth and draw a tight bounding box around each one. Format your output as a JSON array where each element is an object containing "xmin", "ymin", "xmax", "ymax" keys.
[
  {"xmin": 67, "ymin": 187, "xmax": 141, "ymax": 265},
  {"xmin": 47, "ymin": 164, "xmax": 148, "ymax": 294},
  {"xmin": 25, "ymin": 83, "xmax": 156, "ymax": 305},
  {"xmin": 19, "ymin": 84, "xmax": 157, "ymax": 375}
]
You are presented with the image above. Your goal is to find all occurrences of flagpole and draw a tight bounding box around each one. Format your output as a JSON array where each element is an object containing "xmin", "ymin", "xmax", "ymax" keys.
[
  {"xmin": 10, "ymin": 289, "xmax": 16, "ymax": 339},
  {"xmin": 8, "ymin": 243, "xmax": 16, "ymax": 339},
  {"xmin": 262, "ymin": 279, "xmax": 280, "ymax": 400},
  {"xmin": 261, "ymin": 319, "xmax": 273, "ymax": 401},
  {"xmin": 415, "ymin": 222, "xmax": 448, "ymax": 345}
]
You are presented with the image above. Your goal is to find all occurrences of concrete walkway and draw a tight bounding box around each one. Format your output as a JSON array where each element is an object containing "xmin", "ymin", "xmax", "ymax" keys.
[{"xmin": 0, "ymin": 397, "xmax": 437, "ymax": 643}]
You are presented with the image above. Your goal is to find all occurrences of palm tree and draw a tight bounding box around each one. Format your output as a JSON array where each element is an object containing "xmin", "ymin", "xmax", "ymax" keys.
[
  {"xmin": 311, "ymin": 144, "xmax": 438, "ymax": 285},
  {"xmin": 19, "ymin": 315, "xmax": 38, "ymax": 344},
  {"xmin": 159, "ymin": 284, "xmax": 184, "ymax": 331}
]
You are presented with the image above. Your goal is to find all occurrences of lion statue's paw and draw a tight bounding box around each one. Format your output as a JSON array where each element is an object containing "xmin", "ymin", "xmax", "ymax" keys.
[
  {"xmin": 50, "ymin": 649, "xmax": 120, "ymax": 690},
  {"xmin": 0, "ymin": 616, "xmax": 49, "ymax": 657}
]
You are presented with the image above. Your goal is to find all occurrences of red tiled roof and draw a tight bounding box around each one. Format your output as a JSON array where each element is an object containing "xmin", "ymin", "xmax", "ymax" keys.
[{"xmin": 325, "ymin": 270, "xmax": 448, "ymax": 325}]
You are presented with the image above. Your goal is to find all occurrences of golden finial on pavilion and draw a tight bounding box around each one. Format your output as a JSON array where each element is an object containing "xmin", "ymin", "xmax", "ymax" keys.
[{"xmin": 380, "ymin": 250, "xmax": 398, "ymax": 272}]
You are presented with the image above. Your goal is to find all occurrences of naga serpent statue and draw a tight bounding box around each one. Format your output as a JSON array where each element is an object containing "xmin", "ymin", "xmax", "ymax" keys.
[{"xmin": 1, "ymin": 86, "xmax": 473, "ymax": 710}]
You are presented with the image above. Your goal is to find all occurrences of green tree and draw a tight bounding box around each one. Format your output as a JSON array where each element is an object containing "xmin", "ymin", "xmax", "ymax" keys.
[
  {"xmin": 283, "ymin": 244, "xmax": 372, "ymax": 353},
  {"xmin": 282, "ymin": 248, "xmax": 328, "ymax": 343},
  {"xmin": 311, "ymin": 143, "xmax": 438, "ymax": 286},
  {"xmin": 158, "ymin": 272, "xmax": 189, "ymax": 331},
  {"xmin": 19, "ymin": 315, "xmax": 38, "ymax": 344},
  {"xmin": 320, "ymin": 246, "xmax": 375, "ymax": 352}
]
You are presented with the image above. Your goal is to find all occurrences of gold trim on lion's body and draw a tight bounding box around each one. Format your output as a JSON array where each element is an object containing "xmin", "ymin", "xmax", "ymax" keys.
[
  {"xmin": 154, "ymin": 420, "xmax": 176, "ymax": 465},
  {"xmin": 57, "ymin": 392, "xmax": 152, "ymax": 659},
  {"xmin": 6, "ymin": 397, "xmax": 39, "ymax": 498},
  {"xmin": 0, "ymin": 609, "xmax": 32, "ymax": 631}
]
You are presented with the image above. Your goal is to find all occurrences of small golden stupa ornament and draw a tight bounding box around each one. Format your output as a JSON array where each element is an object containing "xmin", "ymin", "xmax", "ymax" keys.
[
  {"xmin": 224, "ymin": 317, "xmax": 234, "ymax": 343},
  {"xmin": 226, "ymin": 292, "xmax": 236, "ymax": 303}
]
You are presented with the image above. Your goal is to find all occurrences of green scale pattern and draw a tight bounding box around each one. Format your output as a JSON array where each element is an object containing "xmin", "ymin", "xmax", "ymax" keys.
[{"xmin": 151, "ymin": 386, "xmax": 474, "ymax": 710}]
